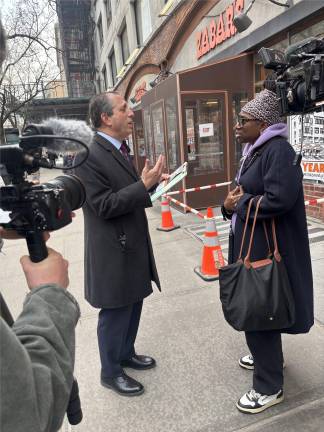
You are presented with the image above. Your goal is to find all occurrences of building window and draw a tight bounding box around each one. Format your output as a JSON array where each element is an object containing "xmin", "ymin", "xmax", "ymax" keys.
[
  {"xmin": 120, "ymin": 25, "xmax": 130, "ymax": 64},
  {"xmin": 135, "ymin": 0, "xmax": 152, "ymax": 45},
  {"xmin": 102, "ymin": 64, "xmax": 108, "ymax": 90},
  {"xmin": 104, "ymin": 0, "xmax": 112, "ymax": 27},
  {"xmin": 97, "ymin": 14, "xmax": 103, "ymax": 47},
  {"xmin": 109, "ymin": 50, "xmax": 117, "ymax": 85}
]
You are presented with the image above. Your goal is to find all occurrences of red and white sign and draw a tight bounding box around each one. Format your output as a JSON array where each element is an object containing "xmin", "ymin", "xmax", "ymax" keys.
[
  {"xmin": 196, "ymin": 0, "xmax": 244, "ymax": 60},
  {"xmin": 199, "ymin": 123, "xmax": 214, "ymax": 137}
]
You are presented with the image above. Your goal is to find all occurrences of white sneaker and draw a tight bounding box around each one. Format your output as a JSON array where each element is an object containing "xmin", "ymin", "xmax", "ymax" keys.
[
  {"xmin": 236, "ymin": 388, "xmax": 284, "ymax": 414},
  {"xmin": 239, "ymin": 354, "xmax": 285, "ymax": 370},
  {"xmin": 239, "ymin": 354, "xmax": 254, "ymax": 370}
]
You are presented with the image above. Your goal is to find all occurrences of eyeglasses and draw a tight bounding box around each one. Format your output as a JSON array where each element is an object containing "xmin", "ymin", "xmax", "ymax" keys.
[{"xmin": 236, "ymin": 116, "xmax": 259, "ymax": 127}]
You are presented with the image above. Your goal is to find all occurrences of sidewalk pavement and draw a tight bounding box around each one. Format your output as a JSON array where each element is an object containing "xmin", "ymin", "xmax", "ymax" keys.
[{"xmin": 1, "ymin": 170, "xmax": 324, "ymax": 432}]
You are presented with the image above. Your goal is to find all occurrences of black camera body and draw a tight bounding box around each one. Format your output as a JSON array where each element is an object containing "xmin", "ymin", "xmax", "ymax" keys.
[
  {"xmin": 259, "ymin": 37, "xmax": 324, "ymax": 116},
  {"xmin": 0, "ymin": 126, "xmax": 86, "ymax": 263},
  {"xmin": 1, "ymin": 178, "xmax": 81, "ymax": 232}
]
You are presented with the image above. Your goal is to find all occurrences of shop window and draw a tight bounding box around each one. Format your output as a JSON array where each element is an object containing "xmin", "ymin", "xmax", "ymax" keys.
[
  {"xmin": 143, "ymin": 108, "xmax": 154, "ymax": 164},
  {"xmin": 135, "ymin": 121, "xmax": 146, "ymax": 158},
  {"xmin": 120, "ymin": 25, "xmax": 130, "ymax": 65},
  {"xmin": 109, "ymin": 50, "xmax": 117, "ymax": 85},
  {"xmin": 184, "ymin": 98, "xmax": 224, "ymax": 176},
  {"xmin": 151, "ymin": 104, "xmax": 166, "ymax": 159},
  {"xmin": 165, "ymin": 96, "xmax": 180, "ymax": 171},
  {"xmin": 97, "ymin": 14, "xmax": 103, "ymax": 47}
]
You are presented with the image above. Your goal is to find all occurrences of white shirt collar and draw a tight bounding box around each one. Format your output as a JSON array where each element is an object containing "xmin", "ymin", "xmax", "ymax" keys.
[{"xmin": 97, "ymin": 131, "xmax": 122, "ymax": 150}]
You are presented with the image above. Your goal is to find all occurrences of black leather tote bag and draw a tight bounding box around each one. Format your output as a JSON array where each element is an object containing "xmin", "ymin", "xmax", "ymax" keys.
[{"xmin": 219, "ymin": 197, "xmax": 295, "ymax": 332}]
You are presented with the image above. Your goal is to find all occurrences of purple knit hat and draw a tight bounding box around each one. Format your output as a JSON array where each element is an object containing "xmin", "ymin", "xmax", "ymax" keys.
[{"xmin": 242, "ymin": 89, "xmax": 283, "ymax": 125}]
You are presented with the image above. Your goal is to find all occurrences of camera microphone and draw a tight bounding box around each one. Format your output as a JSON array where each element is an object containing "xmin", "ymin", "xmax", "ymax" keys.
[
  {"xmin": 40, "ymin": 118, "xmax": 94, "ymax": 153},
  {"xmin": 22, "ymin": 118, "xmax": 94, "ymax": 154}
]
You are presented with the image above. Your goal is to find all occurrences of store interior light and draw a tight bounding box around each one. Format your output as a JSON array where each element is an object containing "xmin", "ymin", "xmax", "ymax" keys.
[{"xmin": 233, "ymin": 0, "xmax": 292, "ymax": 33}]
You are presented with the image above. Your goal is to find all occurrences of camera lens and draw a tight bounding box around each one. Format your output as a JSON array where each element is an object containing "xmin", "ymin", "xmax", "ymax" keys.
[{"xmin": 44, "ymin": 174, "xmax": 86, "ymax": 211}]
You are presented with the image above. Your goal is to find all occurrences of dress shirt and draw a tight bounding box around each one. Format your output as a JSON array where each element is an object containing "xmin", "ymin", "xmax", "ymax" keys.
[{"xmin": 97, "ymin": 131, "xmax": 122, "ymax": 150}]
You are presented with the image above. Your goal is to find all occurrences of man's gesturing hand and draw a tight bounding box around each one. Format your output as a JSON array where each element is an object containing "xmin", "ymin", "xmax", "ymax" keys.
[
  {"xmin": 20, "ymin": 247, "xmax": 69, "ymax": 290},
  {"xmin": 141, "ymin": 155, "xmax": 165, "ymax": 190}
]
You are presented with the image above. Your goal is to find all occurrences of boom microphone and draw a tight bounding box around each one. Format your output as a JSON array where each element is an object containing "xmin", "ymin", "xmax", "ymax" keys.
[
  {"xmin": 22, "ymin": 118, "xmax": 94, "ymax": 154},
  {"xmin": 42, "ymin": 118, "xmax": 94, "ymax": 153}
]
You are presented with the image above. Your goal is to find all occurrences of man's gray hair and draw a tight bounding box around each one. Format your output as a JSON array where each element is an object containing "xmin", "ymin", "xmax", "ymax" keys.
[{"xmin": 89, "ymin": 91, "xmax": 119, "ymax": 129}]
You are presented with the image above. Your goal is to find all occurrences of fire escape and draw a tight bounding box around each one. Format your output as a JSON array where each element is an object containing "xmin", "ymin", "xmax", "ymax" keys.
[{"xmin": 56, "ymin": 0, "xmax": 95, "ymax": 98}]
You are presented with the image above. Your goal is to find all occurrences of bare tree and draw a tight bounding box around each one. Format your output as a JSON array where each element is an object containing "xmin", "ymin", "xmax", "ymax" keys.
[{"xmin": 0, "ymin": 0, "xmax": 61, "ymax": 140}]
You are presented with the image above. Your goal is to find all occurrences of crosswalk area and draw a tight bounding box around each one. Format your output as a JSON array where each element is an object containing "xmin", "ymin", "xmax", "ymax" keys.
[{"xmin": 184, "ymin": 217, "xmax": 324, "ymax": 261}]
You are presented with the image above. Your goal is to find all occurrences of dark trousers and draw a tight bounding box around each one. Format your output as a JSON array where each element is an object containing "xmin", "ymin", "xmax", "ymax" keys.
[
  {"xmin": 245, "ymin": 330, "xmax": 283, "ymax": 394},
  {"xmin": 97, "ymin": 300, "xmax": 143, "ymax": 378}
]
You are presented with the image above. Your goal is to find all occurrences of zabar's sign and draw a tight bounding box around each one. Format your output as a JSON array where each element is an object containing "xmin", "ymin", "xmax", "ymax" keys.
[
  {"xmin": 196, "ymin": 0, "xmax": 244, "ymax": 60},
  {"xmin": 134, "ymin": 81, "xmax": 147, "ymax": 102},
  {"xmin": 302, "ymin": 161, "xmax": 324, "ymax": 182}
]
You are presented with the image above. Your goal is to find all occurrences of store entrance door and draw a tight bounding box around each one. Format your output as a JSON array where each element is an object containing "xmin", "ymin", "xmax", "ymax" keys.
[{"xmin": 182, "ymin": 91, "xmax": 229, "ymax": 209}]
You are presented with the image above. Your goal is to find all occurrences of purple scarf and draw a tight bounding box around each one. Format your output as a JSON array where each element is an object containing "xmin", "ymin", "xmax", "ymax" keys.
[{"xmin": 231, "ymin": 123, "xmax": 288, "ymax": 232}]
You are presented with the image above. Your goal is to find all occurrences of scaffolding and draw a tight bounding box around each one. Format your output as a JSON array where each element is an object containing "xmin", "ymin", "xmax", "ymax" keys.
[{"xmin": 56, "ymin": 0, "xmax": 95, "ymax": 98}]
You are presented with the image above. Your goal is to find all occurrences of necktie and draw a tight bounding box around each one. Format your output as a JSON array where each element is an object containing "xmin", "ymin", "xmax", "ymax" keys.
[{"xmin": 120, "ymin": 141, "xmax": 130, "ymax": 162}]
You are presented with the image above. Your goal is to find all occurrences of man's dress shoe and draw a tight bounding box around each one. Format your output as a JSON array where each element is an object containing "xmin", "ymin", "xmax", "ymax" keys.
[
  {"xmin": 101, "ymin": 372, "xmax": 144, "ymax": 396},
  {"xmin": 120, "ymin": 354, "xmax": 156, "ymax": 370}
]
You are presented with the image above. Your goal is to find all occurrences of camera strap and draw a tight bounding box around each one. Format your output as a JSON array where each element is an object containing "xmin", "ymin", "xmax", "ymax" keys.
[{"xmin": 0, "ymin": 292, "xmax": 14, "ymax": 327}]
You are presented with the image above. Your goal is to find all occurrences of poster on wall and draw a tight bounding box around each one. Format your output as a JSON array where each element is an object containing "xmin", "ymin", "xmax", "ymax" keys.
[
  {"xmin": 199, "ymin": 123, "xmax": 214, "ymax": 137},
  {"xmin": 301, "ymin": 161, "xmax": 324, "ymax": 182},
  {"xmin": 289, "ymin": 112, "xmax": 324, "ymax": 183}
]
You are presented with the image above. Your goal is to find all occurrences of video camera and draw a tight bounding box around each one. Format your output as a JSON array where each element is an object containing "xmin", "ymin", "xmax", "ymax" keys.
[
  {"xmin": 0, "ymin": 122, "xmax": 89, "ymax": 263},
  {"xmin": 259, "ymin": 37, "xmax": 324, "ymax": 116},
  {"xmin": 0, "ymin": 122, "xmax": 90, "ymax": 425}
]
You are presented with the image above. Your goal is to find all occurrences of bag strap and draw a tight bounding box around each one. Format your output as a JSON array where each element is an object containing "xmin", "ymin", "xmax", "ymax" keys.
[
  {"xmin": 271, "ymin": 218, "xmax": 282, "ymax": 262},
  {"xmin": 238, "ymin": 198, "xmax": 254, "ymax": 261},
  {"xmin": 244, "ymin": 197, "xmax": 263, "ymax": 267},
  {"xmin": 244, "ymin": 197, "xmax": 281, "ymax": 267}
]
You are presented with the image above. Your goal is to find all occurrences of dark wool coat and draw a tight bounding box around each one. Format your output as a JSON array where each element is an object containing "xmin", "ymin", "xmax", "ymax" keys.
[
  {"xmin": 228, "ymin": 136, "xmax": 313, "ymax": 334},
  {"xmin": 75, "ymin": 133, "xmax": 160, "ymax": 309}
]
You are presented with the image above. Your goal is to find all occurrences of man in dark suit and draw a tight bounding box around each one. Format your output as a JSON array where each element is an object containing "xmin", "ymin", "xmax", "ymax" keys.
[{"xmin": 75, "ymin": 91, "xmax": 165, "ymax": 396}]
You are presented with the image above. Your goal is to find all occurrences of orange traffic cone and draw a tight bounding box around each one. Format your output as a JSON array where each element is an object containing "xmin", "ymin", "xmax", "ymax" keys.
[
  {"xmin": 156, "ymin": 198, "xmax": 180, "ymax": 232},
  {"xmin": 194, "ymin": 207, "xmax": 225, "ymax": 281}
]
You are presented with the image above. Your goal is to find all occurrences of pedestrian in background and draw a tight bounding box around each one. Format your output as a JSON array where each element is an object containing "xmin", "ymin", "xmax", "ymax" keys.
[
  {"xmin": 75, "ymin": 91, "xmax": 165, "ymax": 396},
  {"xmin": 222, "ymin": 89, "xmax": 313, "ymax": 414}
]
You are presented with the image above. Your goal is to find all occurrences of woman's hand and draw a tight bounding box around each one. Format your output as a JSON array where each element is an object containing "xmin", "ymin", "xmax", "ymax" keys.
[{"xmin": 224, "ymin": 186, "xmax": 244, "ymax": 212}]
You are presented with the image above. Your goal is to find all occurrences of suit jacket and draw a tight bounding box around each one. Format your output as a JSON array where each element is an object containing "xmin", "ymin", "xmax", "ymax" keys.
[
  {"xmin": 75, "ymin": 133, "xmax": 160, "ymax": 308},
  {"xmin": 228, "ymin": 136, "xmax": 313, "ymax": 334}
]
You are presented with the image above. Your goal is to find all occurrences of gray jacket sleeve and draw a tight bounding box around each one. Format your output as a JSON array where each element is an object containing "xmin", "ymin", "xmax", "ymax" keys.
[{"xmin": 0, "ymin": 284, "xmax": 80, "ymax": 432}]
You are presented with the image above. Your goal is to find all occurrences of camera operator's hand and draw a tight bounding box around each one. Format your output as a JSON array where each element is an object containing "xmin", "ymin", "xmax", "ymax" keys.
[
  {"xmin": 20, "ymin": 247, "xmax": 69, "ymax": 290},
  {"xmin": 141, "ymin": 155, "xmax": 165, "ymax": 190}
]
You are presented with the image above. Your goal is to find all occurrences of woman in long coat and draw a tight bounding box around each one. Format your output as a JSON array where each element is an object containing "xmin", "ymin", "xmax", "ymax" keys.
[{"xmin": 222, "ymin": 89, "xmax": 313, "ymax": 414}]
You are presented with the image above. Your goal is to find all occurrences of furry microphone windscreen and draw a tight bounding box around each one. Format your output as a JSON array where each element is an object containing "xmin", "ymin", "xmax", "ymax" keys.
[{"xmin": 41, "ymin": 118, "xmax": 94, "ymax": 153}]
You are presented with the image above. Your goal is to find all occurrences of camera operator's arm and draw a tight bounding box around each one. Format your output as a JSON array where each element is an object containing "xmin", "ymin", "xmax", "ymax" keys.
[{"xmin": 0, "ymin": 248, "xmax": 80, "ymax": 432}]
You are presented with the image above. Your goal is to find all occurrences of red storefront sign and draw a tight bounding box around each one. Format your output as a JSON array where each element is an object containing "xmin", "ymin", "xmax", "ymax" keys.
[{"xmin": 196, "ymin": 0, "xmax": 245, "ymax": 60}]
